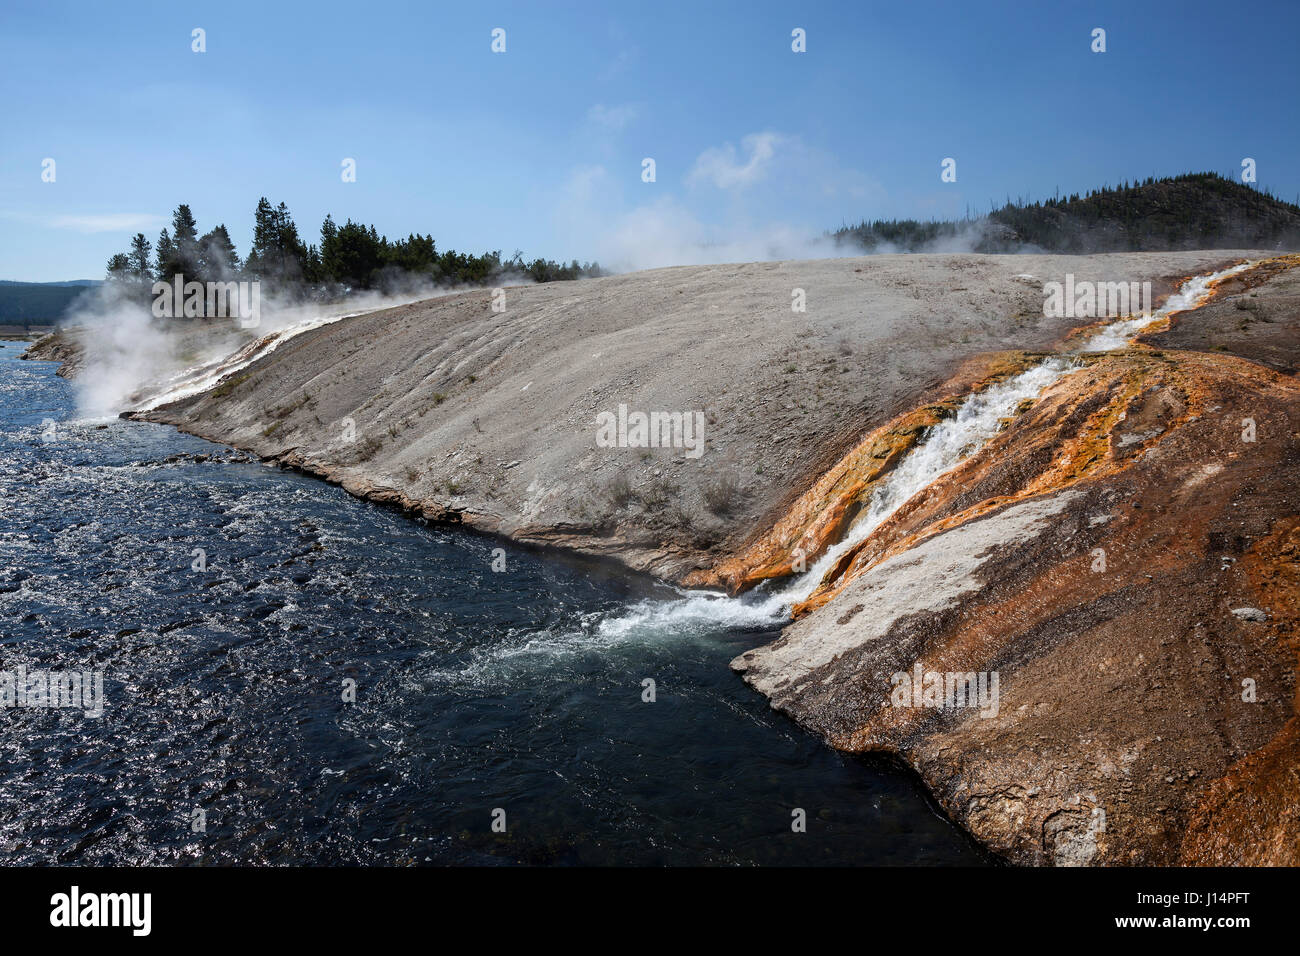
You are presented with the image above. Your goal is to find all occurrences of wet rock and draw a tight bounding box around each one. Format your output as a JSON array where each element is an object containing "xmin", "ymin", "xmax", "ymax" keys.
[
  {"xmin": 733, "ymin": 299, "xmax": 1300, "ymax": 865},
  {"xmin": 116, "ymin": 250, "xmax": 1300, "ymax": 866}
]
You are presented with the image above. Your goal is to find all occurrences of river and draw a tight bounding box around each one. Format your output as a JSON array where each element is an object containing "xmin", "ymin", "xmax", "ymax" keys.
[{"xmin": 0, "ymin": 340, "xmax": 984, "ymax": 865}]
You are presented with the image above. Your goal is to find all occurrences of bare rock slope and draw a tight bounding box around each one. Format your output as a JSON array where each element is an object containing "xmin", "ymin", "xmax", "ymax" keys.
[
  {"xmin": 77, "ymin": 249, "xmax": 1298, "ymax": 865},
  {"xmin": 731, "ymin": 256, "xmax": 1300, "ymax": 865},
  {"xmin": 140, "ymin": 252, "xmax": 1248, "ymax": 580}
]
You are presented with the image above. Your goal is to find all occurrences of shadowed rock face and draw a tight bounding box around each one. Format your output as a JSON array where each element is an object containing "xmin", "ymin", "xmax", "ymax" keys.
[{"xmin": 732, "ymin": 259, "xmax": 1300, "ymax": 865}]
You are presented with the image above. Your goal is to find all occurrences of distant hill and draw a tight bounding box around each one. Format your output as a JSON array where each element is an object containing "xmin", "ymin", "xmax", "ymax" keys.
[
  {"xmin": 833, "ymin": 172, "xmax": 1300, "ymax": 254},
  {"xmin": 0, "ymin": 280, "xmax": 100, "ymax": 324}
]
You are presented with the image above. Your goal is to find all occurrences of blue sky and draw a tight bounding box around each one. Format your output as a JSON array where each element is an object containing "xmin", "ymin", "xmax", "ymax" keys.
[{"xmin": 2, "ymin": 0, "xmax": 1297, "ymax": 281}]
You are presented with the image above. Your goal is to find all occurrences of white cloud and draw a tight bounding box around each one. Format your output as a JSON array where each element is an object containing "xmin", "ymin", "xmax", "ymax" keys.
[
  {"xmin": 552, "ymin": 164, "xmax": 844, "ymax": 272},
  {"xmin": 687, "ymin": 132, "xmax": 784, "ymax": 190},
  {"xmin": 586, "ymin": 103, "xmax": 638, "ymax": 132},
  {"xmin": 548, "ymin": 133, "xmax": 890, "ymax": 272},
  {"xmin": 49, "ymin": 213, "xmax": 165, "ymax": 234}
]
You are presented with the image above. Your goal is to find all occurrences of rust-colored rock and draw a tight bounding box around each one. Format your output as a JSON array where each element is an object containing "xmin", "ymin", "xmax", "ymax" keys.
[
  {"xmin": 684, "ymin": 350, "xmax": 1048, "ymax": 593},
  {"xmin": 732, "ymin": 255, "xmax": 1300, "ymax": 865}
]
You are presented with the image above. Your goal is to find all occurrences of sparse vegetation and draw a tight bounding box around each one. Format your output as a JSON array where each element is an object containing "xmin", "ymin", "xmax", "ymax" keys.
[
  {"xmin": 640, "ymin": 478, "xmax": 680, "ymax": 510},
  {"xmin": 210, "ymin": 371, "xmax": 251, "ymax": 399},
  {"xmin": 353, "ymin": 435, "xmax": 383, "ymax": 461},
  {"xmin": 703, "ymin": 470, "xmax": 743, "ymax": 515},
  {"xmin": 604, "ymin": 472, "xmax": 634, "ymax": 509},
  {"xmin": 271, "ymin": 392, "xmax": 311, "ymax": 419}
]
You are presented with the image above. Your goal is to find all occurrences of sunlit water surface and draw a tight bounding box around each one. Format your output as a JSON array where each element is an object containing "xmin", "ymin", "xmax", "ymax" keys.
[{"xmin": 0, "ymin": 342, "xmax": 985, "ymax": 865}]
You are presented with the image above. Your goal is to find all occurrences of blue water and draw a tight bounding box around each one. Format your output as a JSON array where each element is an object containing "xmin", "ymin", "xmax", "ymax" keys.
[{"xmin": 0, "ymin": 341, "xmax": 987, "ymax": 865}]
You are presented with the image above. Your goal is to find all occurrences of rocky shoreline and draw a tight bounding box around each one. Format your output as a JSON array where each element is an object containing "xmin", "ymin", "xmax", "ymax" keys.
[{"xmin": 28, "ymin": 251, "xmax": 1300, "ymax": 864}]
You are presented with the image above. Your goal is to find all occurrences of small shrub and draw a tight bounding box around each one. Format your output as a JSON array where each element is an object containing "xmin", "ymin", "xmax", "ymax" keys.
[
  {"xmin": 354, "ymin": 435, "xmax": 383, "ymax": 461},
  {"xmin": 604, "ymin": 472, "xmax": 634, "ymax": 509},
  {"xmin": 272, "ymin": 392, "xmax": 311, "ymax": 419},
  {"xmin": 211, "ymin": 371, "xmax": 251, "ymax": 399},
  {"xmin": 703, "ymin": 470, "xmax": 742, "ymax": 515},
  {"xmin": 641, "ymin": 478, "xmax": 680, "ymax": 510}
]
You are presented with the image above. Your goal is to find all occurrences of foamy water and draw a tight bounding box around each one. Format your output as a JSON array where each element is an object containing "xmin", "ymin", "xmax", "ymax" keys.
[
  {"xmin": 596, "ymin": 261, "xmax": 1252, "ymax": 637},
  {"xmin": 1080, "ymin": 262, "xmax": 1250, "ymax": 352},
  {"xmin": 106, "ymin": 263, "xmax": 1251, "ymax": 643},
  {"xmin": 131, "ymin": 309, "xmax": 366, "ymax": 412}
]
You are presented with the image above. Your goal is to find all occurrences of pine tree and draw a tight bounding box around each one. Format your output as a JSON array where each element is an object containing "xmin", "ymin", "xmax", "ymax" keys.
[
  {"xmin": 303, "ymin": 244, "xmax": 323, "ymax": 284},
  {"xmin": 153, "ymin": 229, "xmax": 175, "ymax": 282},
  {"xmin": 172, "ymin": 204, "xmax": 198, "ymax": 246},
  {"xmin": 319, "ymin": 215, "xmax": 339, "ymax": 280},
  {"xmin": 151, "ymin": 204, "xmax": 202, "ymax": 281},
  {"xmin": 277, "ymin": 202, "xmax": 308, "ymax": 281},
  {"xmin": 246, "ymin": 197, "xmax": 307, "ymax": 284},
  {"xmin": 106, "ymin": 253, "xmax": 131, "ymax": 281},
  {"xmin": 198, "ymin": 224, "xmax": 240, "ymax": 280},
  {"xmin": 167, "ymin": 204, "xmax": 200, "ymax": 278},
  {"xmin": 330, "ymin": 219, "xmax": 384, "ymax": 289},
  {"xmin": 127, "ymin": 233, "xmax": 152, "ymax": 278}
]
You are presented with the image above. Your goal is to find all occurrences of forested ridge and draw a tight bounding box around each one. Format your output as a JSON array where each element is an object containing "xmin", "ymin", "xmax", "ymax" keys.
[{"xmin": 833, "ymin": 173, "xmax": 1300, "ymax": 253}]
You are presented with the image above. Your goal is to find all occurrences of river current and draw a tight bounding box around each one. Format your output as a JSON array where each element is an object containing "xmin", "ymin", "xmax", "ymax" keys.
[{"xmin": 0, "ymin": 341, "xmax": 984, "ymax": 865}]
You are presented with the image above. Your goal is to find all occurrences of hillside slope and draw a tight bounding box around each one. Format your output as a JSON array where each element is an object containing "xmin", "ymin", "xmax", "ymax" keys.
[
  {"xmin": 731, "ymin": 256, "xmax": 1300, "ymax": 864},
  {"xmin": 136, "ymin": 252, "xmax": 1249, "ymax": 581},
  {"xmin": 32, "ymin": 249, "xmax": 1299, "ymax": 865},
  {"xmin": 836, "ymin": 173, "xmax": 1300, "ymax": 254},
  {"xmin": 0, "ymin": 279, "xmax": 97, "ymax": 323}
]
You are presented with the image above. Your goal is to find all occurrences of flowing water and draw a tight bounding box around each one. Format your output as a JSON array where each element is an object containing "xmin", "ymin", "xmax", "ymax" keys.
[
  {"xmin": 604, "ymin": 262, "xmax": 1252, "ymax": 634},
  {"xmin": 131, "ymin": 305, "xmax": 370, "ymax": 412},
  {"xmin": 0, "ymin": 341, "xmax": 985, "ymax": 865},
  {"xmin": 0, "ymin": 262, "xmax": 1242, "ymax": 865}
]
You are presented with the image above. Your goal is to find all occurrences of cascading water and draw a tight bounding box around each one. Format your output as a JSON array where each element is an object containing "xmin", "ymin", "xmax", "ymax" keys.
[
  {"xmin": 598, "ymin": 261, "xmax": 1252, "ymax": 637},
  {"xmin": 758, "ymin": 358, "xmax": 1071, "ymax": 611},
  {"xmin": 131, "ymin": 308, "xmax": 368, "ymax": 412},
  {"xmin": 7, "ymin": 339, "xmax": 987, "ymax": 864},
  {"xmin": 104, "ymin": 263, "xmax": 1251, "ymax": 639}
]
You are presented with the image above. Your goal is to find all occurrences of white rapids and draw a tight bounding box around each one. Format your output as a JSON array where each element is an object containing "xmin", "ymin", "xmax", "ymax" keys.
[
  {"xmin": 597, "ymin": 261, "xmax": 1253, "ymax": 637},
  {"xmin": 131, "ymin": 308, "xmax": 368, "ymax": 412}
]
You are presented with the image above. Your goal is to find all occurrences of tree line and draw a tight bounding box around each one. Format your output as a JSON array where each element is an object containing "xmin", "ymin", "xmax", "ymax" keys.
[
  {"xmin": 106, "ymin": 198, "xmax": 602, "ymax": 302},
  {"xmin": 831, "ymin": 172, "xmax": 1300, "ymax": 254}
]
